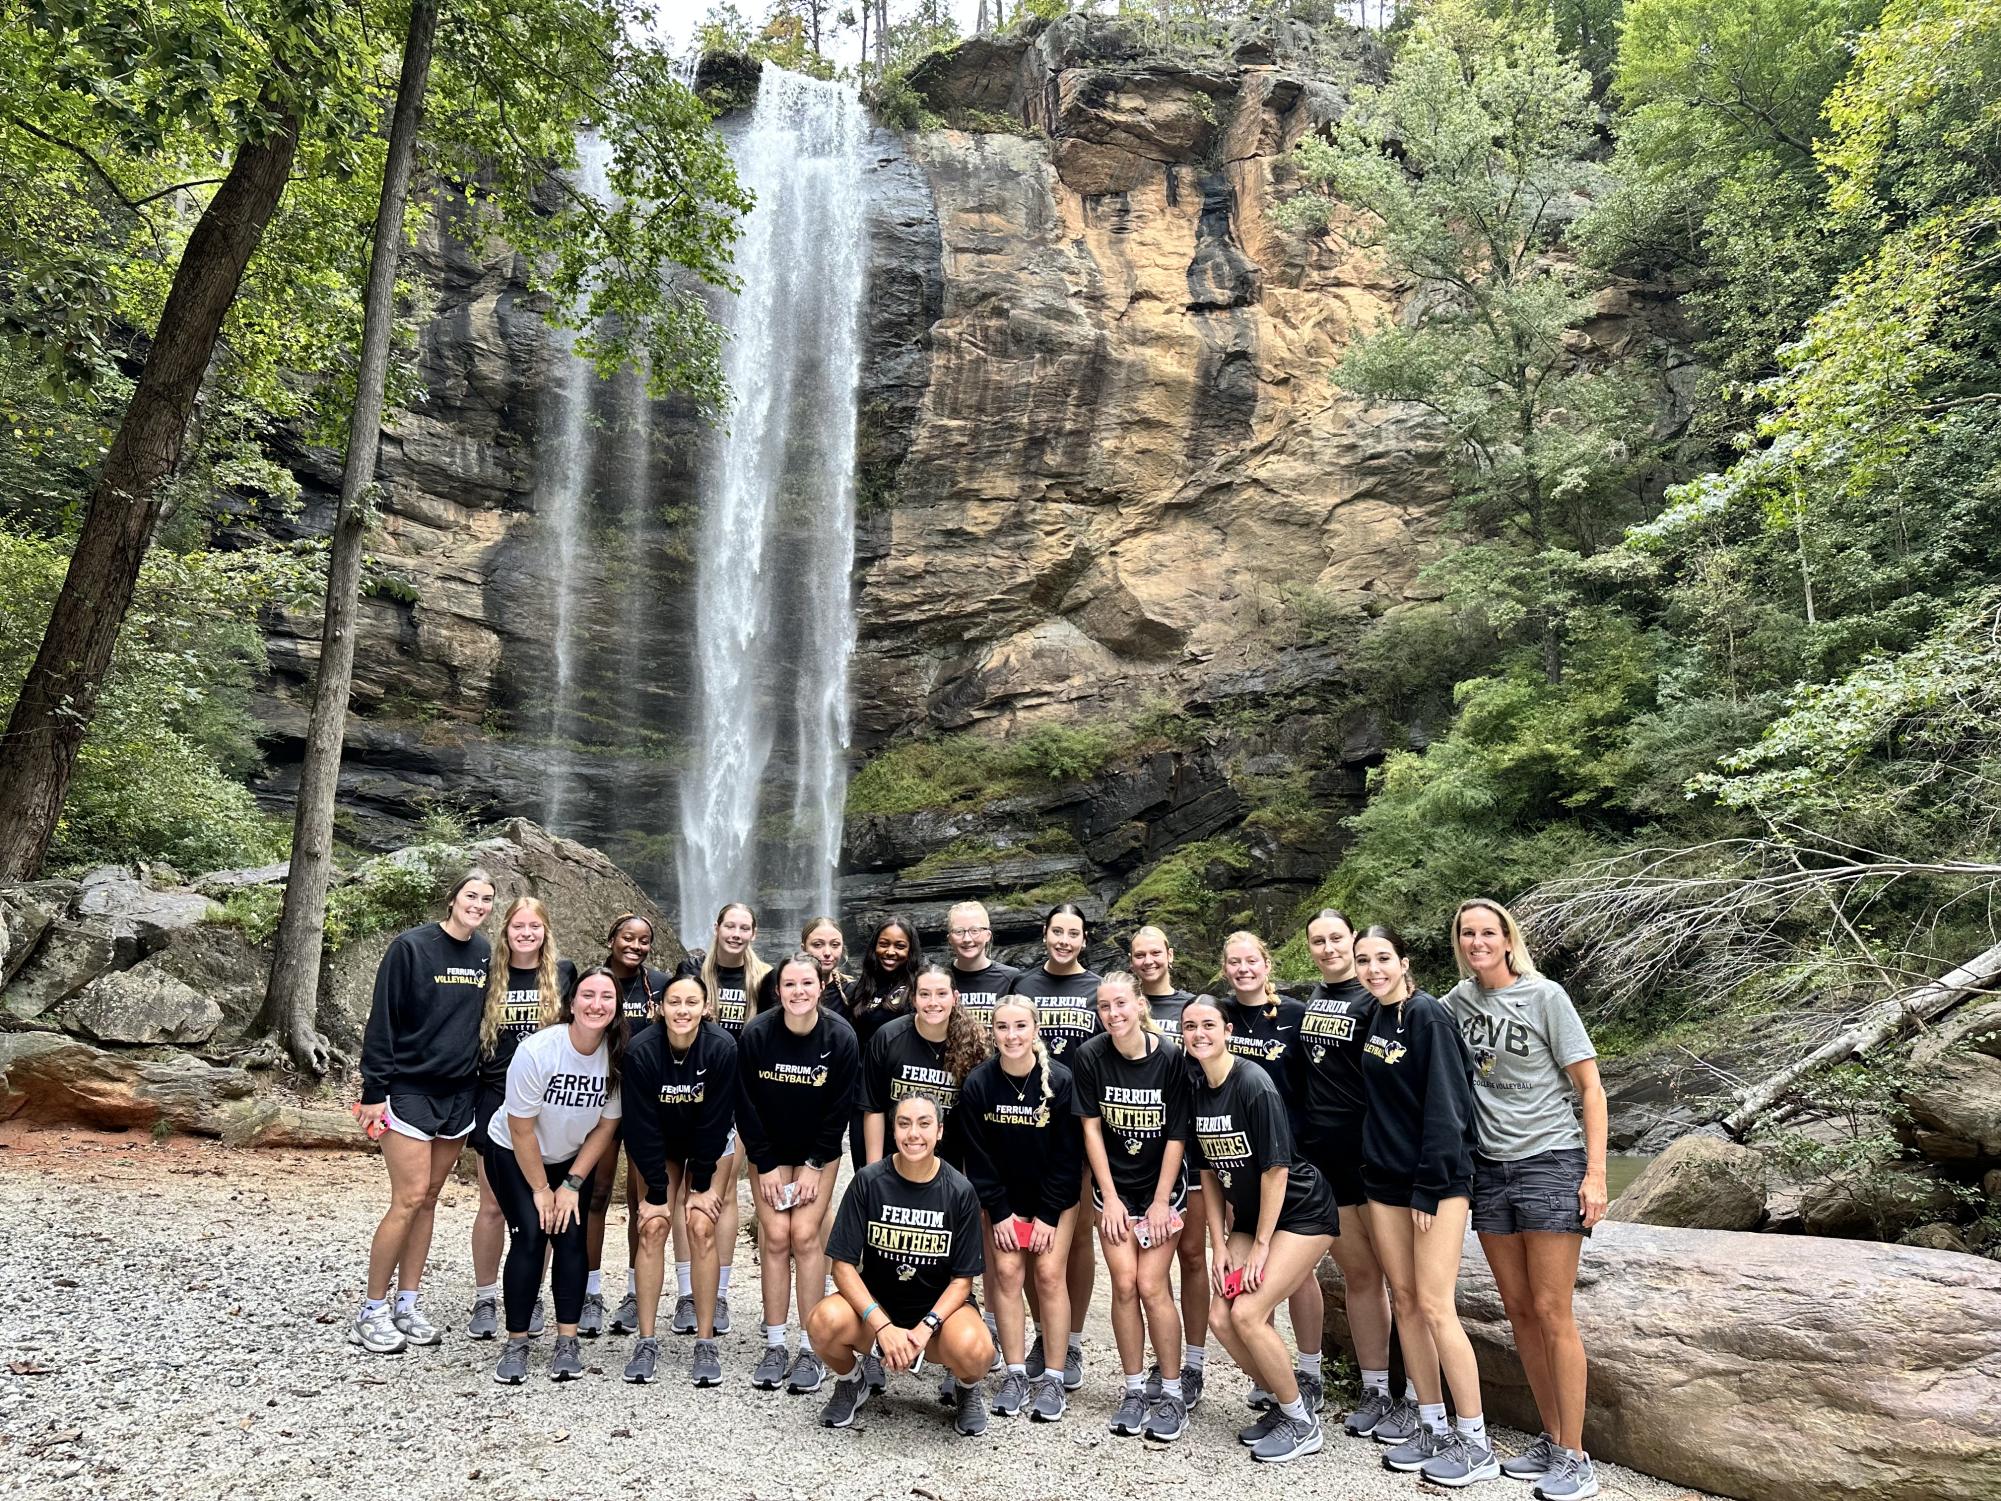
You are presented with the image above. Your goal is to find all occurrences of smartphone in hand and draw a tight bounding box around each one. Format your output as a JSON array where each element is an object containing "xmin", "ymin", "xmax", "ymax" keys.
[
  {"xmin": 1221, "ymin": 1266, "xmax": 1245, "ymax": 1299},
  {"xmin": 351, "ymin": 1103, "xmax": 387, "ymax": 1142},
  {"xmin": 778, "ymin": 1181, "xmax": 800, "ymax": 1211},
  {"xmin": 1014, "ymin": 1216, "xmax": 1036, "ymax": 1250}
]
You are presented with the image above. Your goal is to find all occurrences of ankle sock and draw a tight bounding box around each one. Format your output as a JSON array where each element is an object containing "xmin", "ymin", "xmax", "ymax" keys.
[
  {"xmin": 585, "ymin": 1270, "xmax": 603, "ymax": 1296},
  {"xmin": 717, "ymin": 1265, "xmax": 733, "ymax": 1294},
  {"xmin": 1162, "ymin": 1376, "xmax": 1184, "ymax": 1400},
  {"xmin": 475, "ymin": 1283, "xmax": 499, "ymax": 1301},
  {"xmin": 1363, "ymin": 1367, "xmax": 1390, "ymax": 1395},
  {"xmin": 395, "ymin": 1290, "xmax": 418, "ymax": 1315},
  {"xmin": 1184, "ymin": 1343, "xmax": 1206, "ymax": 1370},
  {"xmin": 1297, "ymin": 1351, "xmax": 1323, "ymax": 1378},
  {"xmin": 363, "ymin": 1297, "xmax": 388, "ymax": 1315},
  {"xmin": 1456, "ymin": 1413, "xmax": 1488, "ymax": 1445},
  {"xmin": 676, "ymin": 1262, "xmax": 693, "ymax": 1298},
  {"xmin": 1124, "ymin": 1372, "xmax": 1144, "ymax": 1393},
  {"xmin": 1405, "ymin": 1378, "xmax": 1420, "ymax": 1401},
  {"xmin": 764, "ymin": 1321, "xmax": 789, "ymax": 1348},
  {"xmin": 1280, "ymin": 1395, "xmax": 1309, "ymax": 1421},
  {"xmin": 1007, "ymin": 1362, "xmax": 1026, "ymax": 1376},
  {"xmin": 1420, "ymin": 1401, "xmax": 1448, "ymax": 1434},
  {"xmin": 1068, "ymin": 1333, "xmax": 1085, "ymax": 1355}
]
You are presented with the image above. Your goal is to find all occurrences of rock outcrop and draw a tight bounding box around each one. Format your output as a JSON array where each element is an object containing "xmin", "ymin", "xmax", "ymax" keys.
[
  {"xmin": 1321, "ymin": 1222, "xmax": 2001, "ymax": 1501},
  {"xmin": 1608, "ymin": 1132, "xmax": 1769, "ymax": 1231}
]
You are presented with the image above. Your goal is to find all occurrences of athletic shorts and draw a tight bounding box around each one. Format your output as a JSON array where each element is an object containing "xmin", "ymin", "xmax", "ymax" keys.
[
  {"xmin": 1472, "ymin": 1148, "xmax": 1590, "ymax": 1236},
  {"xmin": 384, "ymin": 1087, "xmax": 476, "ymax": 1142},
  {"xmin": 1092, "ymin": 1175, "xmax": 1190, "ymax": 1224},
  {"xmin": 1300, "ymin": 1134, "xmax": 1368, "ymax": 1208},
  {"xmin": 1360, "ymin": 1173, "xmax": 1471, "ymax": 1213}
]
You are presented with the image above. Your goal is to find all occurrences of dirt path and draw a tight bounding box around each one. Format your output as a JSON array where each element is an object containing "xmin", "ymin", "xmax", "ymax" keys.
[{"xmin": 0, "ymin": 1129, "xmax": 1703, "ymax": 1501}]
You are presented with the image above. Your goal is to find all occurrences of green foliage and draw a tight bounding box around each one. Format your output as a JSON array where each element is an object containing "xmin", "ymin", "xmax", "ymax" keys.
[
  {"xmin": 1109, "ymin": 838, "xmax": 1252, "ymax": 960},
  {"xmin": 846, "ymin": 722, "xmax": 1132, "ymax": 815},
  {"xmin": 220, "ymin": 835, "xmax": 479, "ymax": 951}
]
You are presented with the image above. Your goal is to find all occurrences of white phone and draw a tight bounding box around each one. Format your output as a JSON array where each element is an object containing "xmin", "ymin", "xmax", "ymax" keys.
[{"xmin": 778, "ymin": 1180, "xmax": 801, "ymax": 1210}]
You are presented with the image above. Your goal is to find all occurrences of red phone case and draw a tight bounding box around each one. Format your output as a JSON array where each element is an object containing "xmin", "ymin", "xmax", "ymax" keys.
[
  {"xmin": 1222, "ymin": 1266, "xmax": 1245, "ymax": 1299},
  {"xmin": 1014, "ymin": 1217, "xmax": 1036, "ymax": 1250}
]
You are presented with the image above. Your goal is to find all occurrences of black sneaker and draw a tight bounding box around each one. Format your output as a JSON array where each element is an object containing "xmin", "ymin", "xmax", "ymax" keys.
[{"xmin": 820, "ymin": 1371, "xmax": 870, "ymax": 1428}]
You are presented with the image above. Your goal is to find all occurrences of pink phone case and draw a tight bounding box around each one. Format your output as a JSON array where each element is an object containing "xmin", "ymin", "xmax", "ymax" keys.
[
  {"xmin": 1222, "ymin": 1266, "xmax": 1245, "ymax": 1299},
  {"xmin": 1014, "ymin": 1217, "xmax": 1036, "ymax": 1250}
]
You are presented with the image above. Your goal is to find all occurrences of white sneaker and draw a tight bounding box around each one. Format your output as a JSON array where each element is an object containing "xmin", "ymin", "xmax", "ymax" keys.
[
  {"xmin": 392, "ymin": 1303, "xmax": 441, "ymax": 1346},
  {"xmin": 349, "ymin": 1304, "xmax": 406, "ymax": 1354}
]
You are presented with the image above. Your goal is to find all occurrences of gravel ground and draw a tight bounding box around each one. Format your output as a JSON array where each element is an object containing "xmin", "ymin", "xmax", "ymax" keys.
[{"xmin": 0, "ymin": 1129, "xmax": 1705, "ymax": 1501}]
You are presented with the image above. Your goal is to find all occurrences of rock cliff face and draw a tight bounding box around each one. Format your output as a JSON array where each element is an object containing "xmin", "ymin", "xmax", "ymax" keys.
[{"xmin": 245, "ymin": 19, "xmax": 1659, "ymax": 946}]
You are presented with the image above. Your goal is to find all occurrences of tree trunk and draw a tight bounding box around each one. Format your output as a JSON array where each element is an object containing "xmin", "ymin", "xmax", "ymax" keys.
[
  {"xmin": 874, "ymin": 0, "xmax": 889, "ymax": 68},
  {"xmin": 0, "ymin": 115, "xmax": 301, "ymax": 879},
  {"xmin": 258, "ymin": 0, "xmax": 438, "ymax": 1077},
  {"xmin": 1719, "ymin": 939, "xmax": 2001, "ymax": 1138}
]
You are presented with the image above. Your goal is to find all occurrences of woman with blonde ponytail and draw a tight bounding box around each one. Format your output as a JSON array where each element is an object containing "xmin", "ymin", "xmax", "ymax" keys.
[
  {"xmin": 468, "ymin": 897, "xmax": 576, "ymax": 1341},
  {"xmin": 955, "ymin": 995, "xmax": 1084, "ymax": 1422}
]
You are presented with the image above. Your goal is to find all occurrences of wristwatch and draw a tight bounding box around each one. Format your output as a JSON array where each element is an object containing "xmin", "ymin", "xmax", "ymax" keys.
[
  {"xmin": 803, "ymin": 1157, "xmax": 824, "ymax": 1172},
  {"xmin": 561, "ymin": 1173, "xmax": 586, "ymax": 1191},
  {"xmin": 920, "ymin": 1311, "xmax": 943, "ymax": 1332}
]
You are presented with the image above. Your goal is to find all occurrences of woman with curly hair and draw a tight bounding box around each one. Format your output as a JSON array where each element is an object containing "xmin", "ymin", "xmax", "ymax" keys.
[{"xmin": 861, "ymin": 963, "xmax": 990, "ymax": 1165}]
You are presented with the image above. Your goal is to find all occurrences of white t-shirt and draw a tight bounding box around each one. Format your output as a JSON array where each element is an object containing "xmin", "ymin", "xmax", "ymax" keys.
[{"xmin": 487, "ymin": 1024, "xmax": 623, "ymax": 1164}]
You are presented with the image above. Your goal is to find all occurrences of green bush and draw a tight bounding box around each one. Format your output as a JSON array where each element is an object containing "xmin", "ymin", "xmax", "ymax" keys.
[{"xmin": 1109, "ymin": 837, "xmax": 1252, "ymax": 960}]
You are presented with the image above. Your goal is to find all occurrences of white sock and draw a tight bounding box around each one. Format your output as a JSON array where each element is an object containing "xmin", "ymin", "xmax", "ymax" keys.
[
  {"xmin": 363, "ymin": 1297, "xmax": 388, "ymax": 1314},
  {"xmin": 1297, "ymin": 1351, "xmax": 1323, "ymax": 1378},
  {"xmin": 395, "ymin": 1290, "xmax": 418, "ymax": 1314},
  {"xmin": 956, "ymin": 1378, "xmax": 979, "ymax": 1392},
  {"xmin": 1007, "ymin": 1362, "xmax": 1026, "ymax": 1376},
  {"xmin": 475, "ymin": 1283, "xmax": 499, "ymax": 1301},
  {"xmin": 765, "ymin": 1321, "xmax": 789, "ymax": 1348},
  {"xmin": 624, "ymin": 1265, "xmax": 637, "ymax": 1294},
  {"xmin": 1363, "ymin": 1367, "xmax": 1390, "ymax": 1395},
  {"xmin": 1162, "ymin": 1375, "xmax": 1184, "ymax": 1400},
  {"xmin": 1280, "ymin": 1395, "xmax": 1309, "ymax": 1421},
  {"xmin": 586, "ymin": 1270, "xmax": 603, "ymax": 1296},
  {"xmin": 1405, "ymin": 1378, "xmax": 1420, "ymax": 1401},
  {"xmin": 802, "ymin": 1331, "xmax": 816, "ymax": 1356},
  {"xmin": 1420, "ymin": 1401, "xmax": 1448, "ymax": 1434},
  {"xmin": 1069, "ymin": 1333, "xmax": 1085, "ymax": 1355},
  {"xmin": 718, "ymin": 1265, "xmax": 733, "ymax": 1294},
  {"xmin": 1456, "ymin": 1413, "xmax": 1488, "ymax": 1445},
  {"xmin": 676, "ymin": 1262, "xmax": 693, "ymax": 1298},
  {"xmin": 1184, "ymin": 1343, "xmax": 1206, "ymax": 1370},
  {"xmin": 1125, "ymin": 1372, "xmax": 1145, "ymax": 1393}
]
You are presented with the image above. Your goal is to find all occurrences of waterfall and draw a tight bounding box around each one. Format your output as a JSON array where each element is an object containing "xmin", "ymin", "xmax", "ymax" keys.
[
  {"xmin": 677, "ymin": 65, "xmax": 868, "ymax": 938},
  {"xmin": 535, "ymin": 131, "xmax": 615, "ymax": 834}
]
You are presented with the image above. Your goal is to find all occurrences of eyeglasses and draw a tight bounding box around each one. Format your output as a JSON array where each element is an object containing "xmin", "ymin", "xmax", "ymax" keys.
[{"xmin": 948, "ymin": 926, "xmax": 991, "ymax": 938}]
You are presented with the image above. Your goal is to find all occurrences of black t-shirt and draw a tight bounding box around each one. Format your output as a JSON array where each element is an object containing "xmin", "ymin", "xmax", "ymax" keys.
[
  {"xmin": 862, "ymin": 1013, "xmax": 964, "ymax": 1128},
  {"xmin": 1146, "ymin": 988, "xmax": 1199, "ymax": 1048},
  {"xmin": 1070, "ymin": 1031, "xmax": 1191, "ymax": 1211},
  {"xmin": 826, "ymin": 1157, "xmax": 986, "ymax": 1327},
  {"xmin": 1007, "ymin": 966, "xmax": 1103, "ymax": 1061},
  {"xmin": 847, "ymin": 982, "xmax": 912, "ymax": 1059},
  {"xmin": 1224, "ymin": 996, "xmax": 1306, "ymax": 1107},
  {"xmin": 479, "ymin": 959, "xmax": 580, "ymax": 1093},
  {"xmin": 950, "ymin": 959, "xmax": 1020, "ymax": 1032},
  {"xmin": 360, "ymin": 922, "xmax": 491, "ymax": 1103},
  {"xmin": 1193, "ymin": 1058, "xmax": 1336, "ymax": 1237},
  {"xmin": 614, "ymin": 966, "xmax": 670, "ymax": 1036},
  {"xmin": 712, "ymin": 964, "xmax": 761, "ymax": 1036},
  {"xmin": 1295, "ymin": 977, "xmax": 1372, "ymax": 1144},
  {"xmin": 956, "ymin": 1056, "xmax": 1085, "ymax": 1224}
]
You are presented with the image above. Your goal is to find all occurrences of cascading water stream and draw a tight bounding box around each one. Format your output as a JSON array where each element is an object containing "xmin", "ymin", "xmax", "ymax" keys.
[{"xmin": 677, "ymin": 66, "xmax": 868, "ymax": 936}]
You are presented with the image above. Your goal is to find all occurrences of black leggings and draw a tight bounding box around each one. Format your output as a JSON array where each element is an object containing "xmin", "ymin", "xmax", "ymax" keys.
[{"xmin": 488, "ymin": 1147, "xmax": 588, "ymax": 1335}]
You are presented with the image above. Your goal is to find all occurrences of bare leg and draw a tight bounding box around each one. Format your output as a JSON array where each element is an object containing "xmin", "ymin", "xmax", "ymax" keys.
[
  {"xmin": 987, "ymin": 1220, "xmax": 1029, "ymax": 1364},
  {"xmin": 1031, "ymin": 1209, "xmax": 1077, "ymax": 1362},
  {"xmin": 750, "ymin": 1171, "xmax": 796, "ymax": 1331},
  {"xmin": 1333, "ymin": 1203, "xmax": 1392, "ymax": 1369},
  {"xmin": 585, "ymin": 1140, "xmax": 617, "ymax": 1272},
  {"xmin": 1413, "ymin": 1197, "xmax": 1482, "ymax": 1418},
  {"xmin": 1135, "ymin": 1239, "xmax": 1182, "ymax": 1380},
  {"xmin": 1524, "ymin": 1231, "xmax": 1588, "ymax": 1450},
  {"xmin": 1174, "ymin": 1197, "xmax": 1208, "ymax": 1359},
  {"xmin": 1369, "ymin": 1200, "xmax": 1442, "ymax": 1404},
  {"xmin": 789, "ymin": 1164, "xmax": 841, "ymax": 1340},
  {"xmin": 682, "ymin": 1170, "xmax": 723, "ymax": 1339},
  {"xmin": 634, "ymin": 1165, "xmax": 676, "ymax": 1338},
  {"xmin": 472, "ymin": 1152, "xmax": 506, "ymax": 1288},
  {"xmin": 1100, "ymin": 1228, "xmax": 1145, "ymax": 1377},
  {"xmin": 1207, "ymin": 1231, "xmax": 1333, "ymax": 1402},
  {"xmin": 367, "ymin": 1133, "xmax": 432, "ymax": 1299}
]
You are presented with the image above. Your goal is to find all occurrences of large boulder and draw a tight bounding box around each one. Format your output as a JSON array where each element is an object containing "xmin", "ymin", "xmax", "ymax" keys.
[
  {"xmin": 0, "ymin": 1032, "xmax": 254, "ymax": 1133},
  {"xmin": 142, "ymin": 923, "xmax": 274, "ymax": 1041},
  {"xmin": 1, "ymin": 915, "xmax": 131, "ymax": 1021},
  {"xmin": 74, "ymin": 866, "xmax": 216, "ymax": 943},
  {"xmin": 60, "ymin": 967, "xmax": 223, "ymax": 1047},
  {"xmin": 1608, "ymin": 1132, "xmax": 1769, "ymax": 1230},
  {"xmin": 1799, "ymin": 1164, "xmax": 1962, "ymax": 1240},
  {"xmin": 1321, "ymin": 1221, "xmax": 2001, "ymax": 1501},
  {"xmin": 0, "ymin": 880, "xmax": 71, "ymax": 988},
  {"xmin": 1903, "ymin": 1052, "xmax": 2001, "ymax": 1162}
]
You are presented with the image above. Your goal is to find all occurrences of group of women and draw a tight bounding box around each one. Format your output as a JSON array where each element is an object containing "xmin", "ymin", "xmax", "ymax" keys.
[{"xmin": 352, "ymin": 881, "xmax": 1606, "ymax": 1497}]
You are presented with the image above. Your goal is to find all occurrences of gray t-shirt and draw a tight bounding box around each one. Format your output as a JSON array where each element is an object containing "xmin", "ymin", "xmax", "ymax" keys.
[{"xmin": 1443, "ymin": 974, "xmax": 1595, "ymax": 1162}]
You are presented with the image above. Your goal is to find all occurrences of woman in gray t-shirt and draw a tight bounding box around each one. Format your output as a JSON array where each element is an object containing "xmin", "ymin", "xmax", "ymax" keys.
[{"xmin": 1444, "ymin": 898, "xmax": 1607, "ymax": 1501}]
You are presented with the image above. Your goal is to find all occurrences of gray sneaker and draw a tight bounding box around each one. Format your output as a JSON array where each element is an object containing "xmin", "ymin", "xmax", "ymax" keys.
[
  {"xmin": 670, "ymin": 1294, "xmax": 698, "ymax": 1335},
  {"xmin": 751, "ymin": 1343, "xmax": 790, "ymax": 1390},
  {"xmin": 528, "ymin": 1299, "xmax": 546, "ymax": 1337},
  {"xmin": 348, "ymin": 1304, "xmax": 406, "ymax": 1355},
  {"xmin": 1029, "ymin": 1370, "xmax": 1067, "ymax": 1422},
  {"xmin": 576, "ymin": 1292, "xmax": 607, "ymax": 1338},
  {"xmin": 624, "ymin": 1336, "xmax": 661, "ymax": 1384},
  {"xmin": 611, "ymin": 1291, "xmax": 640, "ymax": 1334},
  {"xmin": 936, "ymin": 1365, "xmax": 957, "ymax": 1407},
  {"xmin": 862, "ymin": 1349, "xmax": 886, "ymax": 1391},
  {"xmin": 1423, "ymin": 1431, "xmax": 1502, "ymax": 1487},
  {"xmin": 466, "ymin": 1295, "xmax": 499, "ymax": 1341},
  {"xmin": 1344, "ymin": 1388, "xmax": 1395, "ymax": 1437},
  {"xmin": 713, "ymin": 1294, "xmax": 732, "ymax": 1334},
  {"xmin": 548, "ymin": 1333, "xmax": 585, "ymax": 1381},
  {"xmin": 1063, "ymin": 1341, "xmax": 1084, "ymax": 1392},
  {"xmin": 820, "ymin": 1371, "xmax": 870, "ymax": 1428},
  {"xmin": 1024, "ymin": 1332, "xmax": 1046, "ymax": 1379},
  {"xmin": 1252, "ymin": 1411, "xmax": 1324, "ymax": 1464},
  {"xmin": 1298, "ymin": 1371, "xmax": 1325, "ymax": 1413},
  {"xmin": 392, "ymin": 1304, "xmax": 441, "ymax": 1347},
  {"xmin": 786, "ymin": 1351, "xmax": 826, "ymax": 1395},
  {"xmin": 1182, "ymin": 1364, "xmax": 1205, "ymax": 1410},
  {"xmin": 1373, "ymin": 1396, "xmax": 1421, "ymax": 1445},
  {"xmin": 1143, "ymin": 1394, "xmax": 1188, "ymax": 1443},
  {"xmin": 1142, "ymin": 1362, "xmax": 1164, "ymax": 1401},
  {"xmin": 953, "ymin": 1381, "xmax": 989, "ymax": 1436},
  {"xmin": 1503, "ymin": 1432, "xmax": 1560, "ymax": 1481},
  {"xmin": 1109, "ymin": 1390, "xmax": 1150, "ymax": 1436},
  {"xmin": 1239, "ymin": 1407, "xmax": 1285, "ymax": 1445},
  {"xmin": 493, "ymin": 1339, "xmax": 530, "ymax": 1384},
  {"xmin": 691, "ymin": 1337, "xmax": 723, "ymax": 1388},
  {"xmin": 1247, "ymin": 1382, "xmax": 1275, "ymax": 1410},
  {"xmin": 1384, "ymin": 1424, "xmax": 1449, "ymax": 1472},
  {"xmin": 1533, "ymin": 1450, "xmax": 1598, "ymax": 1500},
  {"xmin": 992, "ymin": 1368, "xmax": 1030, "ymax": 1415}
]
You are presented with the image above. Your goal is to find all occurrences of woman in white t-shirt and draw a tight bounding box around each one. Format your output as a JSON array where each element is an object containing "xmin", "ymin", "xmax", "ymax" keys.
[{"xmin": 486, "ymin": 966, "xmax": 626, "ymax": 1385}]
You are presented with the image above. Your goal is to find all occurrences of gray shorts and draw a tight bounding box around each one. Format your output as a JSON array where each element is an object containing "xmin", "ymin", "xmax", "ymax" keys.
[{"xmin": 1472, "ymin": 1147, "xmax": 1589, "ymax": 1236}]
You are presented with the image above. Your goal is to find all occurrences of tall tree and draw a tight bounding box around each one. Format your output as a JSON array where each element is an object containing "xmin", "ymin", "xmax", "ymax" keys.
[{"xmin": 257, "ymin": 0, "xmax": 438, "ymax": 1076}]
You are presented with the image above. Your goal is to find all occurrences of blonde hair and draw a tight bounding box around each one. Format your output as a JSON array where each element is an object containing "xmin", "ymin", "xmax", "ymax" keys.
[
  {"xmin": 1452, "ymin": 898, "xmax": 1538, "ymax": 982},
  {"xmin": 1129, "ymin": 925, "xmax": 1177, "ymax": 991},
  {"xmin": 1221, "ymin": 930, "xmax": 1281, "ymax": 1010},
  {"xmin": 1097, "ymin": 970, "xmax": 1162, "ymax": 1035},
  {"xmin": 701, "ymin": 901, "xmax": 772, "ymax": 1017},
  {"xmin": 991, "ymin": 995, "xmax": 1055, "ymax": 1108},
  {"xmin": 481, "ymin": 896, "xmax": 563, "ymax": 1054}
]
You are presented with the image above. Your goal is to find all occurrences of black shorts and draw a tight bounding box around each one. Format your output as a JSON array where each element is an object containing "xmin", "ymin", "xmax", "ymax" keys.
[
  {"xmin": 384, "ymin": 1086, "xmax": 476, "ymax": 1142},
  {"xmin": 472, "ymin": 1085, "xmax": 506, "ymax": 1151},
  {"xmin": 1092, "ymin": 1176, "xmax": 1190, "ymax": 1224},
  {"xmin": 1472, "ymin": 1148, "xmax": 1590, "ymax": 1236},
  {"xmin": 1360, "ymin": 1172, "xmax": 1471, "ymax": 1212},
  {"xmin": 1300, "ymin": 1134, "xmax": 1368, "ymax": 1208}
]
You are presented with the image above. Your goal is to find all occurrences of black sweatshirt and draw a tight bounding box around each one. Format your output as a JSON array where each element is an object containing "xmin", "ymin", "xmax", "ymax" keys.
[
  {"xmin": 1193, "ymin": 1058, "xmax": 1336, "ymax": 1237},
  {"xmin": 950, "ymin": 959, "xmax": 1020, "ymax": 1032},
  {"xmin": 614, "ymin": 966, "xmax": 670, "ymax": 1036},
  {"xmin": 360, "ymin": 922, "xmax": 491, "ymax": 1104},
  {"xmin": 1071, "ymin": 1030, "xmax": 1191, "ymax": 1211},
  {"xmin": 846, "ymin": 982, "xmax": 912, "ymax": 1059},
  {"xmin": 1293, "ymin": 976, "xmax": 1373, "ymax": 1147},
  {"xmin": 734, "ymin": 1005, "xmax": 860, "ymax": 1173},
  {"xmin": 623, "ymin": 1020, "xmax": 739, "ymax": 1197},
  {"xmin": 1223, "ymin": 996, "xmax": 1306, "ymax": 1109},
  {"xmin": 1007, "ymin": 966, "xmax": 1103, "ymax": 1061},
  {"xmin": 478, "ymin": 959, "xmax": 579, "ymax": 1097},
  {"xmin": 1360, "ymin": 991, "xmax": 1479, "ymax": 1213},
  {"xmin": 955, "ymin": 1055, "xmax": 1084, "ymax": 1224}
]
